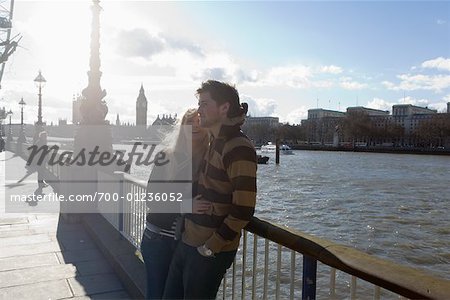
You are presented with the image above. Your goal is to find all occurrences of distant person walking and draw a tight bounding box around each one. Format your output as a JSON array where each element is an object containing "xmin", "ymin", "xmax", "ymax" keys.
[
  {"xmin": 163, "ymin": 80, "xmax": 257, "ymax": 299},
  {"xmin": 140, "ymin": 108, "xmax": 210, "ymax": 299},
  {"xmin": 0, "ymin": 136, "xmax": 5, "ymax": 152},
  {"xmin": 36, "ymin": 131, "xmax": 48, "ymax": 189}
]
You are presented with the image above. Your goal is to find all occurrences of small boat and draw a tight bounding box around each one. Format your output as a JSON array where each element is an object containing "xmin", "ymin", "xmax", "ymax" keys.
[
  {"xmin": 261, "ymin": 142, "xmax": 276, "ymax": 153},
  {"xmin": 261, "ymin": 142, "xmax": 294, "ymax": 155},
  {"xmin": 280, "ymin": 144, "xmax": 294, "ymax": 155},
  {"xmin": 257, "ymin": 155, "xmax": 269, "ymax": 164}
]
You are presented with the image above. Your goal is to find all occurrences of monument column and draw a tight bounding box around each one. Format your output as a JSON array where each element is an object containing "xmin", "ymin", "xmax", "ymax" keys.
[
  {"xmin": 66, "ymin": 0, "xmax": 114, "ymax": 218},
  {"xmin": 74, "ymin": 0, "xmax": 112, "ymax": 154}
]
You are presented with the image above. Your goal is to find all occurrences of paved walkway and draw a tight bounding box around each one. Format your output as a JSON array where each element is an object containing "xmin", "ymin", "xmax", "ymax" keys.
[{"xmin": 0, "ymin": 151, "xmax": 131, "ymax": 300}]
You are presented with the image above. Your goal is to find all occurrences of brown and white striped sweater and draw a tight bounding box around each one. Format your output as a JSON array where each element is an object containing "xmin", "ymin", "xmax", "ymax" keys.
[{"xmin": 183, "ymin": 116, "xmax": 257, "ymax": 253}]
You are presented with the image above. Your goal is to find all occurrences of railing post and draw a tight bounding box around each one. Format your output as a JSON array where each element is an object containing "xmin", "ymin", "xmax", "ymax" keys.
[
  {"xmin": 252, "ymin": 234, "xmax": 257, "ymax": 300},
  {"xmin": 117, "ymin": 172, "xmax": 124, "ymax": 236},
  {"xmin": 263, "ymin": 239, "xmax": 269, "ymax": 300},
  {"xmin": 275, "ymin": 138, "xmax": 280, "ymax": 164},
  {"xmin": 330, "ymin": 268, "xmax": 336, "ymax": 297},
  {"xmin": 276, "ymin": 244, "xmax": 281, "ymax": 299},
  {"xmin": 290, "ymin": 250, "xmax": 296, "ymax": 300},
  {"xmin": 232, "ymin": 256, "xmax": 236, "ymax": 300},
  {"xmin": 241, "ymin": 230, "xmax": 247, "ymax": 300},
  {"xmin": 302, "ymin": 255, "xmax": 317, "ymax": 300}
]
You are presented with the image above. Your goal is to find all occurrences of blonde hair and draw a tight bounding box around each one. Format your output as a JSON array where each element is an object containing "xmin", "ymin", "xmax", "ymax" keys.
[
  {"xmin": 158, "ymin": 108, "xmax": 208, "ymax": 180},
  {"xmin": 173, "ymin": 108, "xmax": 207, "ymax": 152}
]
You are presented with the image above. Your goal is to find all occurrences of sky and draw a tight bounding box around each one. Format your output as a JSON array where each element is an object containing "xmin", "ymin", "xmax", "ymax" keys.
[{"xmin": 1, "ymin": 0, "xmax": 450, "ymax": 126}]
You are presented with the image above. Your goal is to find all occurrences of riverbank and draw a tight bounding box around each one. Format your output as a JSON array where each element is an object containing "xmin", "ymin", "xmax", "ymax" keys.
[{"xmin": 291, "ymin": 145, "xmax": 450, "ymax": 156}]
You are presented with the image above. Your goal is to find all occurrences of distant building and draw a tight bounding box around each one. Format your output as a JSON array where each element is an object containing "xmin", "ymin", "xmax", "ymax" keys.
[
  {"xmin": 116, "ymin": 114, "xmax": 121, "ymax": 126},
  {"xmin": 245, "ymin": 116, "xmax": 280, "ymax": 127},
  {"xmin": 392, "ymin": 104, "xmax": 437, "ymax": 136},
  {"xmin": 447, "ymin": 102, "xmax": 450, "ymax": 113},
  {"xmin": 72, "ymin": 94, "xmax": 83, "ymax": 125},
  {"xmin": 307, "ymin": 108, "xmax": 345, "ymax": 119},
  {"xmin": 302, "ymin": 104, "xmax": 445, "ymax": 146},
  {"xmin": 152, "ymin": 114, "xmax": 177, "ymax": 126},
  {"xmin": 346, "ymin": 106, "xmax": 389, "ymax": 116},
  {"xmin": 241, "ymin": 116, "xmax": 280, "ymax": 145},
  {"xmin": 347, "ymin": 106, "xmax": 391, "ymax": 134},
  {"xmin": 305, "ymin": 109, "xmax": 345, "ymax": 144},
  {"xmin": 136, "ymin": 84, "xmax": 148, "ymax": 127}
]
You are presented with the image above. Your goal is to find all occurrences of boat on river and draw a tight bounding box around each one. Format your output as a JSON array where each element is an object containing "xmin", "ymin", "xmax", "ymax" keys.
[{"xmin": 261, "ymin": 142, "xmax": 294, "ymax": 155}]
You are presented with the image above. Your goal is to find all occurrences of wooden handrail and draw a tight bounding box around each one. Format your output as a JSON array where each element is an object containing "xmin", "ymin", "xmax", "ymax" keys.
[{"xmin": 245, "ymin": 217, "xmax": 450, "ymax": 299}]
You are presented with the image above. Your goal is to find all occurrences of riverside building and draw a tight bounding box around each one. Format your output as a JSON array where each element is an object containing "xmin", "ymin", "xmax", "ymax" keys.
[{"xmin": 304, "ymin": 103, "xmax": 450, "ymax": 147}]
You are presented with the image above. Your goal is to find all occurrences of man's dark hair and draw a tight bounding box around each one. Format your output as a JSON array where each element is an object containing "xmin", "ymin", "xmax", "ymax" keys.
[{"xmin": 197, "ymin": 80, "xmax": 243, "ymax": 118}]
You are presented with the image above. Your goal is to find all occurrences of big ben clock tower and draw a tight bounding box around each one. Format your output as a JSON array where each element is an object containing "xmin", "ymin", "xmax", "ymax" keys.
[{"xmin": 136, "ymin": 84, "xmax": 148, "ymax": 127}]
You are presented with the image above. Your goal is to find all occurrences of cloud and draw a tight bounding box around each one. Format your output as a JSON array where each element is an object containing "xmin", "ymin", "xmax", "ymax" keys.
[
  {"xmin": 258, "ymin": 65, "xmax": 333, "ymax": 89},
  {"xmin": 427, "ymin": 102, "xmax": 448, "ymax": 112},
  {"xmin": 366, "ymin": 98, "xmax": 394, "ymax": 112},
  {"xmin": 112, "ymin": 29, "xmax": 347, "ymax": 91},
  {"xmin": 252, "ymin": 64, "xmax": 346, "ymax": 89},
  {"xmin": 116, "ymin": 28, "xmax": 164, "ymax": 58},
  {"xmin": 421, "ymin": 57, "xmax": 450, "ymax": 72},
  {"xmin": 382, "ymin": 74, "xmax": 450, "ymax": 93},
  {"xmin": 397, "ymin": 96, "xmax": 429, "ymax": 106},
  {"xmin": 319, "ymin": 65, "xmax": 343, "ymax": 74},
  {"xmin": 161, "ymin": 33, "xmax": 204, "ymax": 57},
  {"xmin": 339, "ymin": 77, "xmax": 368, "ymax": 90},
  {"xmin": 436, "ymin": 19, "xmax": 447, "ymax": 25},
  {"xmin": 365, "ymin": 96, "xmax": 445, "ymax": 113},
  {"xmin": 187, "ymin": 52, "xmax": 255, "ymax": 84},
  {"xmin": 115, "ymin": 28, "xmax": 204, "ymax": 59},
  {"xmin": 382, "ymin": 58, "xmax": 450, "ymax": 93},
  {"xmin": 264, "ymin": 65, "xmax": 312, "ymax": 88},
  {"xmin": 193, "ymin": 67, "xmax": 229, "ymax": 82},
  {"xmin": 241, "ymin": 95, "xmax": 277, "ymax": 117},
  {"xmin": 285, "ymin": 107, "xmax": 308, "ymax": 125},
  {"xmin": 234, "ymin": 69, "xmax": 259, "ymax": 84}
]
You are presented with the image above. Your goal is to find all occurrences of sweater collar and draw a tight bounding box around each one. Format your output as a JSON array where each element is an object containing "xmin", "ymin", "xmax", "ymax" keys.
[{"xmin": 210, "ymin": 114, "xmax": 245, "ymax": 139}]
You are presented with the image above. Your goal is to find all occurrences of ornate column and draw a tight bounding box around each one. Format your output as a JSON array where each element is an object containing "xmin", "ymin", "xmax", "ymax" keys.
[
  {"xmin": 66, "ymin": 0, "xmax": 114, "ymax": 218},
  {"xmin": 74, "ymin": 0, "xmax": 112, "ymax": 154}
]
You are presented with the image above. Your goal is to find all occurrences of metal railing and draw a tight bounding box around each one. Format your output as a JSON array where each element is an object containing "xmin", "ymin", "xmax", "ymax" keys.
[
  {"xmin": 11, "ymin": 143, "xmax": 447, "ymax": 300},
  {"xmin": 97, "ymin": 171, "xmax": 147, "ymax": 248},
  {"xmin": 97, "ymin": 171, "xmax": 450, "ymax": 300}
]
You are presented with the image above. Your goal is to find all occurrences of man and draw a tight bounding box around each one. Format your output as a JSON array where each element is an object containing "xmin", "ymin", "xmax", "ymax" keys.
[
  {"xmin": 0, "ymin": 136, "xmax": 4, "ymax": 152},
  {"xmin": 36, "ymin": 131, "xmax": 49, "ymax": 189},
  {"xmin": 163, "ymin": 80, "xmax": 257, "ymax": 299}
]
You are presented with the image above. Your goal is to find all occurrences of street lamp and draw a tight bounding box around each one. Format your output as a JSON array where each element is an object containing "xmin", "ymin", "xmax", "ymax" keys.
[
  {"xmin": 19, "ymin": 98, "xmax": 25, "ymax": 125},
  {"xmin": 6, "ymin": 109, "xmax": 12, "ymax": 141},
  {"xmin": 34, "ymin": 70, "xmax": 46, "ymax": 141},
  {"xmin": 0, "ymin": 106, "xmax": 5, "ymax": 140},
  {"xmin": 16, "ymin": 98, "xmax": 27, "ymax": 148}
]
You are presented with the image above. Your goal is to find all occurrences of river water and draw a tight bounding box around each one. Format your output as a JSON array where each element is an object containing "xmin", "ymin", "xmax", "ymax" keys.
[
  {"xmin": 127, "ymin": 147, "xmax": 449, "ymax": 281},
  {"xmin": 253, "ymin": 151, "xmax": 450, "ymax": 279}
]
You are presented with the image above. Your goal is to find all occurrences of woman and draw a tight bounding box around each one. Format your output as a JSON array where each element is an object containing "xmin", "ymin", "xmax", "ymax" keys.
[{"xmin": 140, "ymin": 108, "xmax": 210, "ymax": 299}]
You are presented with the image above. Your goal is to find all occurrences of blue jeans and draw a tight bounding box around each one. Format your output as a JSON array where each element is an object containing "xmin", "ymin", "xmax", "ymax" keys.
[
  {"xmin": 140, "ymin": 231, "xmax": 178, "ymax": 300},
  {"xmin": 163, "ymin": 242, "xmax": 237, "ymax": 300}
]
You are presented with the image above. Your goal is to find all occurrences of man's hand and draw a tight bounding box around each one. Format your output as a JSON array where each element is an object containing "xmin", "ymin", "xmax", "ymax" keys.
[
  {"xmin": 197, "ymin": 244, "xmax": 214, "ymax": 257},
  {"xmin": 192, "ymin": 195, "xmax": 212, "ymax": 214}
]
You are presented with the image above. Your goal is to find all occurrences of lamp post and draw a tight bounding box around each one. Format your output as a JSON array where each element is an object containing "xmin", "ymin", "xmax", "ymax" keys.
[
  {"xmin": 34, "ymin": 70, "xmax": 46, "ymax": 142},
  {"xmin": 16, "ymin": 98, "xmax": 27, "ymax": 151},
  {"xmin": 0, "ymin": 106, "xmax": 5, "ymax": 148},
  {"xmin": 6, "ymin": 109, "xmax": 12, "ymax": 141},
  {"xmin": 0, "ymin": 106, "xmax": 4, "ymax": 137},
  {"xmin": 18, "ymin": 97, "xmax": 26, "ymax": 142},
  {"xmin": 19, "ymin": 97, "xmax": 25, "ymax": 125}
]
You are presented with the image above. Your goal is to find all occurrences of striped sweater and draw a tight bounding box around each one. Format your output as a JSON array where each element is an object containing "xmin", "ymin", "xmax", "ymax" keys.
[{"xmin": 184, "ymin": 115, "xmax": 257, "ymax": 253}]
